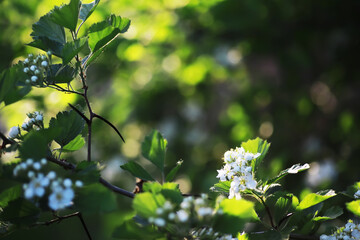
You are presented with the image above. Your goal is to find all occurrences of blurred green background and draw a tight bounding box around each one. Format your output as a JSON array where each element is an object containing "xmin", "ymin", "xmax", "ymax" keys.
[{"xmin": 1, "ymin": 0, "xmax": 359, "ymax": 239}]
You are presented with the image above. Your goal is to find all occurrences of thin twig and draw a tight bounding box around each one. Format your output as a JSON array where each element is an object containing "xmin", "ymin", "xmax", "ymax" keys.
[
  {"xmin": 252, "ymin": 190, "xmax": 276, "ymax": 229},
  {"xmin": 93, "ymin": 113, "xmax": 125, "ymax": 143},
  {"xmin": 77, "ymin": 212, "xmax": 93, "ymax": 240},
  {"xmin": 68, "ymin": 103, "xmax": 90, "ymax": 124}
]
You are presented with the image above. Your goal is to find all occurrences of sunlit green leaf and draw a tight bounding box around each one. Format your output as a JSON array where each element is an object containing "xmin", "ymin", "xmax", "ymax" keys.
[
  {"xmin": 49, "ymin": 109, "xmax": 85, "ymax": 147},
  {"xmin": 88, "ymin": 15, "xmax": 131, "ymax": 53},
  {"xmin": 346, "ymin": 200, "xmax": 360, "ymax": 217},
  {"xmin": 165, "ymin": 160, "xmax": 183, "ymax": 182},
  {"xmin": 121, "ymin": 161, "xmax": 155, "ymax": 181},
  {"xmin": 132, "ymin": 192, "xmax": 165, "ymax": 218},
  {"xmin": 211, "ymin": 181, "xmax": 231, "ymax": 194},
  {"xmin": 62, "ymin": 134, "xmax": 85, "ymax": 152},
  {"xmin": 62, "ymin": 37, "xmax": 88, "ymax": 65},
  {"xmin": 141, "ymin": 130, "xmax": 167, "ymax": 171},
  {"xmin": 214, "ymin": 198, "xmax": 258, "ymax": 235},
  {"xmin": 297, "ymin": 192, "xmax": 335, "ymax": 210},
  {"xmin": 49, "ymin": 0, "xmax": 80, "ymax": 31},
  {"xmin": 313, "ymin": 206, "xmax": 343, "ymax": 221},
  {"xmin": 79, "ymin": 0, "xmax": 100, "ymax": 22},
  {"xmin": 241, "ymin": 138, "xmax": 270, "ymax": 177}
]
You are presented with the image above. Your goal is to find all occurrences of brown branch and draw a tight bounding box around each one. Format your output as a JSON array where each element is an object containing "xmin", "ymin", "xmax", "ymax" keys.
[
  {"xmin": 34, "ymin": 211, "xmax": 92, "ymax": 240},
  {"xmin": 68, "ymin": 103, "xmax": 90, "ymax": 124},
  {"xmin": 46, "ymin": 156, "xmax": 135, "ymax": 198},
  {"xmin": 93, "ymin": 113, "xmax": 125, "ymax": 143}
]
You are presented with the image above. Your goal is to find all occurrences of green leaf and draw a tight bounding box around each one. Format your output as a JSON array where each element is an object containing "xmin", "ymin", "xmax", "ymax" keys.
[
  {"xmin": 160, "ymin": 189, "xmax": 183, "ymax": 204},
  {"xmin": 297, "ymin": 192, "xmax": 335, "ymax": 210},
  {"xmin": 0, "ymin": 63, "xmax": 31, "ymax": 106},
  {"xmin": 141, "ymin": 130, "xmax": 167, "ymax": 171},
  {"xmin": 120, "ymin": 161, "xmax": 155, "ymax": 181},
  {"xmin": 265, "ymin": 163, "xmax": 310, "ymax": 186},
  {"xmin": 49, "ymin": 0, "xmax": 80, "ymax": 31},
  {"xmin": 0, "ymin": 198, "xmax": 40, "ymax": 225},
  {"xmin": 244, "ymin": 230, "xmax": 284, "ymax": 240},
  {"xmin": 346, "ymin": 200, "xmax": 360, "ymax": 217},
  {"xmin": 313, "ymin": 206, "xmax": 343, "ymax": 221},
  {"xmin": 62, "ymin": 134, "xmax": 85, "ymax": 152},
  {"xmin": 19, "ymin": 130, "xmax": 49, "ymax": 160},
  {"xmin": 265, "ymin": 192, "xmax": 298, "ymax": 227},
  {"xmin": 49, "ymin": 110, "xmax": 85, "ymax": 147},
  {"xmin": 214, "ymin": 198, "xmax": 258, "ymax": 235},
  {"xmin": 88, "ymin": 14, "xmax": 131, "ymax": 53},
  {"xmin": 46, "ymin": 64, "xmax": 76, "ymax": 84},
  {"xmin": 211, "ymin": 181, "xmax": 231, "ymax": 194},
  {"xmin": 29, "ymin": 15, "xmax": 65, "ymax": 57},
  {"xmin": 75, "ymin": 183, "xmax": 117, "ymax": 213},
  {"xmin": 132, "ymin": 192, "xmax": 165, "ymax": 218},
  {"xmin": 165, "ymin": 160, "xmax": 183, "ymax": 182},
  {"xmin": 62, "ymin": 37, "xmax": 88, "ymax": 65},
  {"xmin": 0, "ymin": 185, "xmax": 22, "ymax": 208},
  {"xmin": 241, "ymin": 138, "xmax": 270, "ymax": 177},
  {"xmin": 79, "ymin": 0, "xmax": 100, "ymax": 22},
  {"xmin": 112, "ymin": 219, "xmax": 164, "ymax": 239}
]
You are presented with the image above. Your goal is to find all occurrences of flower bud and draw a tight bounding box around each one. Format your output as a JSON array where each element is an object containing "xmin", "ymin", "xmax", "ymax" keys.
[
  {"xmin": 31, "ymin": 76, "xmax": 38, "ymax": 82},
  {"xmin": 41, "ymin": 61, "xmax": 48, "ymax": 67},
  {"xmin": 23, "ymin": 67, "xmax": 29, "ymax": 73},
  {"xmin": 30, "ymin": 65, "xmax": 36, "ymax": 71},
  {"xmin": 9, "ymin": 126, "xmax": 20, "ymax": 138}
]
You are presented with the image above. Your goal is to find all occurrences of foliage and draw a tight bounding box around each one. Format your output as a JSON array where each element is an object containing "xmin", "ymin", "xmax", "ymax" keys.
[{"xmin": 0, "ymin": 0, "xmax": 359, "ymax": 240}]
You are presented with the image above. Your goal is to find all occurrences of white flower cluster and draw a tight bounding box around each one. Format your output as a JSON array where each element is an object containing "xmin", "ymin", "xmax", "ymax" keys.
[
  {"xmin": 13, "ymin": 158, "xmax": 83, "ymax": 211},
  {"xmin": 22, "ymin": 53, "xmax": 50, "ymax": 85},
  {"xmin": 8, "ymin": 111, "xmax": 44, "ymax": 139},
  {"xmin": 148, "ymin": 194, "xmax": 237, "ymax": 239},
  {"xmin": 320, "ymin": 220, "xmax": 360, "ymax": 240},
  {"xmin": 354, "ymin": 189, "xmax": 360, "ymax": 199},
  {"xmin": 216, "ymin": 147, "xmax": 261, "ymax": 200}
]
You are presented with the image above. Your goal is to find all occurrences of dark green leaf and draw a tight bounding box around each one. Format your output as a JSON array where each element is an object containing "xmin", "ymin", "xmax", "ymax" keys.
[
  {"xmin": 19, "ymin": 130, "xmax": 49, "ymax": 160},
  {"xmin": 141, "ymin": 130, "xmax": 167, "ymax": 171},
  {"xmin": 88, "ymin": 14, "xmax": 131, "ymax": 53},
  {"xmin": 49, "ymin": 0, "xmax": 80, "ymax": 31},
  {"xmin": 62, "ymin": 134, "xmax": 85, "ymax": 152},
  {"xmin": 46, "ymin": 64, "xmax": 76, "ymax": 84},
  {"xmin": 27, "ymin": 37, "xmax": 64, "ymax": 57},
  {"xmin": 346, "ymin": 200, "xmax": 360, "ymax": 217},
  {"xmin": 264, "ymin": 183, "xmax": 283, "ymax": 197},
  {"xmin": 265, "ymin": 163, "xmax": 310, "ymax": 186},
  {"xmin": 214, "ymin": 198, "xmax": 258, "ymax": 235},
  {"xmin": 62, "ymin": 37, "xmax": 88, "ymax": 65},
  {"xmin": 244, "ymin": 230, "xmax": 284, "ymax": 240},
  {"xmin": 75, "ymin": 183, "xmax": 117, "ymax": 213},
  {"xmin": 30, "ymin": 15, "xmax": 66, "ymax": 44},
  {"xmin": 165, "ymin": 160, "xmax": 183, "ymax": 182},
  {"xmin": 0, "ymin": 198, "xmax": 40, "ymax": 225},
  {"xmin": 79, "ymin": 0, "xmax": 100, "ymax": 22},
  {"xmin": 0, "ymin": 185, "xmax": 22, "ymax": 208},
  {"xmin": 313, "ymin": 206, "xmax": 343, "ymax": 221},
  {"xmin": 120, "ymin": 161, "xmax": 155, "ymax": 181},
  {"xmin": 49, "ymin": 109, "xmax": 85, "ymax": 147},
  {"xmin": 132, "ymin": 192, "xmax": 165, "ymax": 218},
  {"xmin": 0, "ymin": 63, "xmax": 31, "ymax": 106},
  {"xmin": 75, "ymin": 161, "xmax": 101, "ymax": 184}
]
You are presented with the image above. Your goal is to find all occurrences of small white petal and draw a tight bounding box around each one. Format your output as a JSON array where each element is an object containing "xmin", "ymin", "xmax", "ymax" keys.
[
  {"xmin": 33, "ymin": 162, "xmax": 41, "ymax": 170},
  {"xmin": 9, "ymin": 126, "xmax": 20, "ymax": 138},
  {"xmin": 75, "ymin": 180, "xmax": 83, "ymax": 187},
  {"xmin": 63, "ymin": 178, "xmax": 72, "ymax": 188},
  {"xmin": 154, "ymin": 218, "xmax": 166, "ymax": 227},
  {"xmin": 40, "ymin": 158, "xmax": 47, "ymax": 165},
  {"xmin": 41, "ymin": 61, "xmax": 48, "ymax": 67},
  {"xmin": 47, "ymin": 171, "xmax": 56, "ymax": 180},
  {"xmin": 24, "ymin": 187, "xmax": 34, "ymax": 199}
]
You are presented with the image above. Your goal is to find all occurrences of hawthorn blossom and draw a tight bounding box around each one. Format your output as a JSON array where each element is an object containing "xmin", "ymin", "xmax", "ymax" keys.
[
  {"xmin": 48, "ymin": 186, "xmax": 75, "ymax": 210},
  {"xmin": 9, "ymin": 126, "xmax": 20, "ymax": 139},
  {"xmin": 24, "ymin": 173, "xmax": 50, "ymax": 199},
  {"xmin": 320, "ymin": 219, "xmax": 360, "ymax": 240}
]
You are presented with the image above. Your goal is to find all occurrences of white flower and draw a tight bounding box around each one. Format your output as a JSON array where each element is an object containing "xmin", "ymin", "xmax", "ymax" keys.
[
  {"xmin": 33, "ymin": 162, "xmax": 41, "ymax": 170},
  {"xmin": 354, "ymin": 190, "xmax": 360, "ymax": 199},
  {"xmin": 9, "ymin": 126, "xmax": 20, "ymax": 138},
  {"xmin": 63, "ymin": 178, "xmax": 72, "ymax": 188},
  {"xmin": 168, "ymin": 213, "xmax": 175, "ymax": 220},
  {"xmin": 31, "ymin": 76, "xmax": 38, "ymax": 82},
  {"xmin": 20, "ymin": 162, "xmax": 27, "ymax": 170},
  {"xmin": 352, "ymin": 229, "xmax": 360, "ymax": 239},
  {"xmin": 27, "ymin": 171, "xmax": 35, "ymax": 178},
  {"xmin": 75, "ymin": 180, "xmax": 83, "ymax": 187},
  {"xmin": 24, "ymin": 58, "xmax": 29, "ymax": 63},
  {"xmin": 216, "ymin": 169, "xmax": 228, "ymax": 182},
  {"xmin": 30, "ymin": 65, "xmax": 36, "ymax": 71},
  {"xmin": 26, "ymin": 158, "xmax": 34, "ymax": 166},
  {"xmin": 47, "ymin": 171, "xmax": 56, "ymax": 180},
  {"xmin": 40, "ymin": 158, "xmax": 47, "ymax": 165},
  {"xmin": 176, "ymin": 210, "xmax": 189, "ymax": 222},
  {"xmin": 154, "ymin": 218, "xmax": 166, "ymax": 227},
  {"xmin": 194, "ymin": 198, "xmax": 205, "ymax": 206},
  {"xmin": 24, "ymin": 173, "xmax": 49, "ymax": 199},
  {"xmin": 180, "ymin": 201, "xmax": 191, "ymax": 209},
  {"xmin": 34, "ymin": 69, "xmax": 40, "ymax": 75},
  {"xmin": 35, "ymin": 114, "xmax": 43, "ymax": 122},
  {"xmin": 197, "ymin": 207, "xmax": 212, "ymax": 217},
  {"xmin": 156, "ymin": 208, "xmax": 164, "ymax": 215},
  {"xmin": 41, "ymin": 61, "xmax": 48, "ymax": 67},
  {"xmin": 23, "ymin": 67, "xmax": 29, "ymax": 73},
  {"xmin": 22, "ymin": 122, "xmax": 29, "ymax": 130},
  {"xmin": 48, "ymin": 186, "xmax": 74, "ymax": 210}
]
